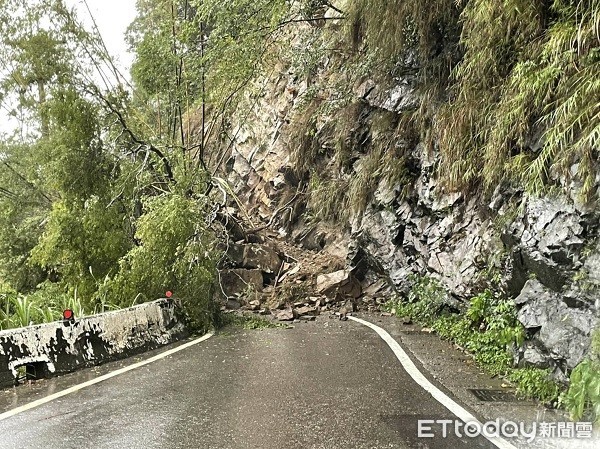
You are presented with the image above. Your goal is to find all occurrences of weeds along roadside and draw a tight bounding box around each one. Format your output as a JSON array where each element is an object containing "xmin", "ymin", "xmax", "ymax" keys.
[{"xmin": 383, "ymin": 276, "xmax": 599, "ymax": 424}]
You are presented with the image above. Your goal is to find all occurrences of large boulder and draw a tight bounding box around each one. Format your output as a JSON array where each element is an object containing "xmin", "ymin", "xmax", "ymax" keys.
[
  {"xmin": 515, "ymin": 280, "xmax": 598, "ymax": 371},
  {"xmin": 219, "ymin": 269, "xmax": 264, "ymax": 299},
  {"xmin": 502, "ymin": 196, "xmax": 587, "ymax": 294},
  {"xmin": 316, "ymin": 270, "xmax": 361, "ymax": 301},
  {"xmin": 241, "ymin": 244, "xmax": 282, "ymax": 274},
  {"xmin": 226, "ymin": 243, "xmax": 282, "ymax": 274}
]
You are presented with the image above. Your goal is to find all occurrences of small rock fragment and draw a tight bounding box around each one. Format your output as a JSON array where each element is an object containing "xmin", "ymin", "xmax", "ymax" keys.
[
  {"xmin": 295, "ymin": 305, "xmax": 318, "ymax": 317},
  {"xmin": 274, "ymin": 308, "xmax": 294, "ymax": 321}
]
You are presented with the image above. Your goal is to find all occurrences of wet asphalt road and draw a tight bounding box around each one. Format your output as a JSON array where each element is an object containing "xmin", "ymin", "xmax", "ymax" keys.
[{"xmin": 0, "ymin": 318, "xmax": 495, "ymax": 449}]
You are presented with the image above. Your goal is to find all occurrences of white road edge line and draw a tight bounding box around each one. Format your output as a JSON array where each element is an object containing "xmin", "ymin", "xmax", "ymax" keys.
[
  {"xmin": 0, "ymin": 332, "xmax": 214, "ymax": 422},
  {"xmin": 348, "ymin": 316, "xmax": 518, "ymax": 449}
]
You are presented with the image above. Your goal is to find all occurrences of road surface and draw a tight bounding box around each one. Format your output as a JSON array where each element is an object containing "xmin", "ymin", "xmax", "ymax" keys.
[{"xmin": 0, "ymin": 317, "xmax": 497, "ymax": 448}]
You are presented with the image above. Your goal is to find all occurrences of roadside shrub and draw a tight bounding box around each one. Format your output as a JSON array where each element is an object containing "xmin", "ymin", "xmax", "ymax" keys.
[
  {"xmin": 100, "ymin": 193, "xmax": 220, "ymax": 332},
  {"xmin": 562, "ymin": 330, "xmax": 600, "ymax": 423},
  {"xmin": 385, "ymin": 279, "xmax": 562, "ymax": 404},
  {"xmin": 508, "ymin": 368, "xmax": 561, "ymax": 405},
  {"xmin": 0, "ymin": 281, "xmax": 88, "ymax": 330}
]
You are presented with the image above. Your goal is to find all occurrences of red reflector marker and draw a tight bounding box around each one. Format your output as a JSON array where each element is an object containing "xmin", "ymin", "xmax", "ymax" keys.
[
  {"xmin": 63, "ymin": 309, "xmax": 75, "ymax": 326},
  {"xmin": 165, "ymin": 291, "xmax": 173, "ymax": 298}
]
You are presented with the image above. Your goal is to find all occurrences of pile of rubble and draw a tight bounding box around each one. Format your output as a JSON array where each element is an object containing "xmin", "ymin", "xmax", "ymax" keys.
[{"xmin": 217, "ymin": 235, "xmax": 389, "ymax": 321}]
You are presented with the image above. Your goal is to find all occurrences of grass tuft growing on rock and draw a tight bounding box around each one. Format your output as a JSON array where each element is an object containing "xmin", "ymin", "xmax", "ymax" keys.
[{"xmin": 293, "ymin": 0, "xmax": 600, "ymax": 204}]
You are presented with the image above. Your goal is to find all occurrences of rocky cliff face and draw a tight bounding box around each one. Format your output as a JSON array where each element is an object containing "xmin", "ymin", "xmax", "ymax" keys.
[{"xmin": 220, "ymin": 23, "xmax": 599, "ymax": 381}]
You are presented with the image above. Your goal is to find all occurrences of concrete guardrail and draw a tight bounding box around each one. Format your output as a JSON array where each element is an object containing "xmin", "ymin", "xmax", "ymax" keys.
[{"xmin": 0, "ymin": 299, "xmax": 188, "ymax": 388}]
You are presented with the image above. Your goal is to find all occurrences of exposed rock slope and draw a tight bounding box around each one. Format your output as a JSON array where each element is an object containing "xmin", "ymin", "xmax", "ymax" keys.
[{"xmin": 217, "ymin": 15, "xmax": 599, "ymax": 381}]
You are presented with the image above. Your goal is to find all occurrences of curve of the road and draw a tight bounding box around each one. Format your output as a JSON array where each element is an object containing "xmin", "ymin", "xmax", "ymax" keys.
[{"xmin": 0, "ymin": 316, "xmax": 509, "ymax": 449}]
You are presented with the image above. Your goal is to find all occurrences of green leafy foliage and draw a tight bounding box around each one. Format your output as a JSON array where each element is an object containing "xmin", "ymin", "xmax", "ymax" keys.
[
  {"xmin": 289, "ymin": 0, "xmax": 599, "ymax": 209},
  {"xmin": 0, "ymin": 0, "xmax": 223, "ymax": 332},
  {"xmin": 562, "ymin": 330, "xmax": 600, "ymax": 423},
  {"xmin": 435, "ymin": 0, "xmax": 600, "ymax": 199},
  {"xmin": 41, "ymin": 89, "xmax": 112, "ymax": 199},
  {"xmin": 384, "ymin": 279, "xmax": 561, "ymax": 404},
  {"xmin": 31, "ymin": 198, "xmax": 131, "ymax": 301},
  {"xmin": 346, "ymin": 0, "xmax": 460, "ymax": 85},
  {"xmin": 193, "ymin": 0, "xmax": 288, "ymax": 104},
  {"xmin": 507, "ymin": 368, "xmax": 561, "ymax": 405},
  {"xmin": 127, "ymin": 0, "xmax": 290, "ymax": 167},
  {"xmin": 0, "ymin": 281, "xmax": 86, "ymax": 330},
  {"xmin": 100, "ymin": 193, "xmax": 219, "ymax": 332},
  {"xmin": 0, "ymin": 165, "xmax": 48, "ymax": 291}
]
